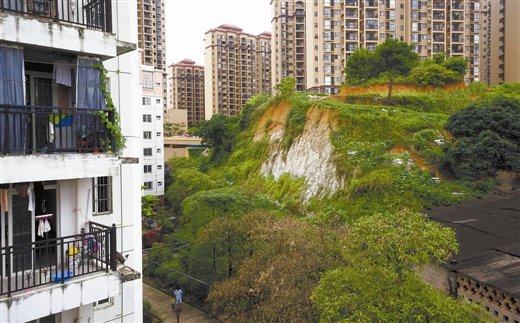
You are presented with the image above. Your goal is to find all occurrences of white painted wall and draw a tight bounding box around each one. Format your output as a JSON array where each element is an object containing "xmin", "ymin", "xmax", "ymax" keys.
[{"xmin": 0, "ymin": 273, "xmax": 120, "ymax": 322}]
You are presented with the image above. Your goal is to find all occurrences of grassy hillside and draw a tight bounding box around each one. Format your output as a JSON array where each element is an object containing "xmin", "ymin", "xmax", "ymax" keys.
[{"xmin": 211, "ymin": 84, "xmax": 502, "ymax": 221}]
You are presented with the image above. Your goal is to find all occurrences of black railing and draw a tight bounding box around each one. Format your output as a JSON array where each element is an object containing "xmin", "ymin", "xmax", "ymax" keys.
[
  {"xmin": 0, "ymin": 222, "xmax": 116, "ymax": 297},
  {"xmin": 0, "ymin": 0, "xmax": 112, "ymax": 32},
  {"xmin": 0, "ymin": 104, "xmax": 113, "ymax": 155}
]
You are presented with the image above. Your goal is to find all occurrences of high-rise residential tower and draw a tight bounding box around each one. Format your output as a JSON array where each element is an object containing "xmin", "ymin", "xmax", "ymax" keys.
[
  {"xmin": 0, "ymin": 0, "xmax": 142, "ymax": 321},
  {"xmin": 137, "ymin": 0, "xmax": 166, "ymax": 196},
  {"xmin": 484, "ymin": 0, "xmax": 520, "ymax": 85},
  {"xmin": 141, "ymin": 64, "xmax": 165, "ymax": 196},
  {"xmin": 204, "ymin": 24, "xmax": 272, "ymax": 119},
  {"xmin": 168, "ymin": 59, "xmax": 205, "ymax": 128},
  {"xmin": 271, "ymin": 0, "xmax": 489, "ymax": 94}
]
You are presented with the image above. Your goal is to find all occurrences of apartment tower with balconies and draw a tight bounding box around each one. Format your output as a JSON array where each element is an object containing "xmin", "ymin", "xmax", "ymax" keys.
[
  {"xmin": 484, "ymin": 0, "xmax": 520, "ymax": 84},
  {"xmin": 204, "ymin": 24, "xmax": 272, "ymax": 119},
  {"xmin": 0, "ymin": 0, "xmax": 142, "ymax": 321},
  {"xmin": 271, "ymin": 0, "xmax": 488, "ymax": 93},
  {"xmin": 137, "ymin": 0, "xmax": 166, "ymax": 196},
  {"xmin": 168, "ymin": 59, "xmax": 205, "ymax": 128}
]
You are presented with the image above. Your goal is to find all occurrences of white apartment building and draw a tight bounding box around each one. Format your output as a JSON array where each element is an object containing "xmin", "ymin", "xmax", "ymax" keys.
[
  {"xmin": 141, "ymin": 64, "xmax": 165, "ymax": 196},
  {"xmin": 0, "ymin": 0, "xmax": 142, "ymax": 322}
]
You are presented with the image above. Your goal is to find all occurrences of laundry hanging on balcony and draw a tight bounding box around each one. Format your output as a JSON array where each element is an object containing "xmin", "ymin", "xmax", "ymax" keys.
[
  {"xmin": 53, "ymin": 61, "xmax": 73, "ymax": 87},
  {"xmin": 36, "ymin": 214, "xmax": 52, "ymax": 238}
]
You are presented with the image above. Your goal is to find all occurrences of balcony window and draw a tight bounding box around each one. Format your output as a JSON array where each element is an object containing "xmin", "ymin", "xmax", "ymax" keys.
[
  {"xmin": 1, "ymin": 51, "xmax": 113, "ymax": 155},
  {"xmin": 93, "ymin": 176, "xmax": 112, "ymax": 215}
]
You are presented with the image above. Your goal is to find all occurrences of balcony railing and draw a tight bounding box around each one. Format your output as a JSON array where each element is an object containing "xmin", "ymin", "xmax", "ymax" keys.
[
  {"xmin": 0, "ymin": 222, "xmax": 116, "ymax": 297},
  {"xmin": 0, "ymin": 105, "xmax": 114, "ymax": 155},
  {"xmin": 0, "ymin": 0, "xmax": 112, "ymax": 32}
]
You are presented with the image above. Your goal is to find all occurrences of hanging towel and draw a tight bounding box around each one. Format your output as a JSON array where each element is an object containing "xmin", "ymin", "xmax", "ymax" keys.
[
  {"xmin": 38, "ymin": 219, "xmax": 45, "ymax": 237},
  {"xmin": 44, "ymin": 219, "xmax": 51, "ymax": 233},
  {"xmin": 0, "ymin": 189, "xmax": 8, "ymax": 214},
  {"xmin": 27, "ymin": 183, "xmax": 35, "ymax": 212},
  {"xmin": 48, "ymin": 121, "xmax": 55, "ymax": 143},
  {"xmin": 53, "ymin": 61, "xmax": 72, "ymax": 87}
]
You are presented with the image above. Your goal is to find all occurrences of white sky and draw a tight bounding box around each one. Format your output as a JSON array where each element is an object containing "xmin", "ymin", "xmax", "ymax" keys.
[{"xmin": 164, "ymin": 0, "xmax": 271, "ymax": 66}]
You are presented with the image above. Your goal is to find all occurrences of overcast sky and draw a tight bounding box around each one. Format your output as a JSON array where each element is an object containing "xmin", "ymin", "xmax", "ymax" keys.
[{"xmin": 164, "ymin": 0, "xmax": 271, "ymax": 67}]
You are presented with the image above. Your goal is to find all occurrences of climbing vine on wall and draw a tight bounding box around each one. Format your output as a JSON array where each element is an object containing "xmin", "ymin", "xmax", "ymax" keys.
[{"xmin": 94, "ymin": 63, "xmax": 126, "ymax": 153}]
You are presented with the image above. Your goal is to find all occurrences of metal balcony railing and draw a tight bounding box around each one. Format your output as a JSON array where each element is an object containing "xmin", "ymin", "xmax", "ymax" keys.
[
  {"xmin": 0, "ymin": 0, "xmax": 112, "ymax": 32},
  {"xmin": 0, "ymin": 222, "xmax": 116, "ymax": 297},
  {"xmin": 0, "ymin": 105, "xmax": 115, "ymax": 155}
]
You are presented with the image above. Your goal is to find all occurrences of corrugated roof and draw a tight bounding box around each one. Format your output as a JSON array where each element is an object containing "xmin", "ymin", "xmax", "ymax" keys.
[{"xmin": 427, "ymin": 189, "xmax": 520, "ymax": 296}]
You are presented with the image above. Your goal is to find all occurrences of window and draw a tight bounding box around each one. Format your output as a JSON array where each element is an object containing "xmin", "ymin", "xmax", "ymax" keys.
[
  {"xmin": 156, "ymin": 132, "xmax": 162, "ymax": 137},
  {"xmin": 156, "ymin": 115, "xmax": 161, "ymax": 120},
  {"xmin": 143, "ymin": 114, "xmax": 152, "ymax": 122},
  {"xmin": 141, "ymin": 71, "xmax": 153, "ymax": 89},
  {"xmin": 144, "ymin": 148, "xmax": 153, "ymax": 156},
  {"xmin": 157, "ymin": 181, "xmax": 163, "ymax": 187},
  {"xmin": 92, "ymin": 177, "xmax": 112, "ymax": 215},
  {"xmin": 143, "ymin": 181, "xmax": 153, "ymax": 190},
  {"xmin": 94, "ymin": 297, "xmax": 113, "ymax": 308},
  {"xmin": 142, "ymin": 97, "xmax": 151, "ymax": 105},
  {"xmin": 155, "ymin": 98, "xmax": 161, "ymax": 104},
  {"xmin": 157, "ymin": 165, "xmax": 162, "ymax": 170},
  {"xmin": 143, "ymin": 131, "xmax": 152, "ymax": 139},
  {"xmin": 144, "ymin": 165, "xmax": 152, "ymax": 173},
  {"xmin": 156, "ymin": 148, "xmax": 162, "ymax": 153}
]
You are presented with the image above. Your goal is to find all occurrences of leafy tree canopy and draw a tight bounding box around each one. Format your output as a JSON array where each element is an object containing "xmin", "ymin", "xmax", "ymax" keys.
[
  {"xmin": 275, "ymin": 77, "xmax": 296, "ymax": 97},
  {"xmin": 312, "ymin": 210, "xmax": 488, "ymax": 322},
  {"xmin": 375, "ymin": 38, "xmax": 419, "ymax": 97},
  {"xmin": 192, "ymin": 114, "xmax": 240, "ymax": 161},
  {"xmin": 344, "ymin": 48, "xmax": 379, "ymax": 85},
  {"xmin": 408, "ymin": 60, "xmax": 458, "ymax": 87},
  {"xmin": 445, "ymin": 98, "xmax": 520, "ymax": 179}
]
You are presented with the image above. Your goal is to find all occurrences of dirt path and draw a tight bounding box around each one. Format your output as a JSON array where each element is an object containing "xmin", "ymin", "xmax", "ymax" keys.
[{"xmin": 143, "ymin": 283, "xmax": 217, "ymax": 323}]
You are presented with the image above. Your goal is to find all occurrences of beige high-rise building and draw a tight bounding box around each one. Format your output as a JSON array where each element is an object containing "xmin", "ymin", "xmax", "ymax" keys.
[
  {"xmin": 168, "ymin": 59, "xmax": 205, "ymax": 128},
  {"xmin": 137, "ymin": 0, "xmax": 167, "ymax": 112},
  {"xmin": 272, "ymin": 0, "xmax": 489, "ymax": 94},
  {"xmin": 484, "ymin": 0, "xmax": 520, "ymax": 85},
  {"xmin": 204, "ymin": 24, "xmax": 272, "ymax": 119}
]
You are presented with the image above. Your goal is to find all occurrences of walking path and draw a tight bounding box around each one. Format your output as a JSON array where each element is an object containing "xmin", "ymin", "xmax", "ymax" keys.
[{"xmin": 143, "ymin": 283, "xmax": 217, "ymax": 323}]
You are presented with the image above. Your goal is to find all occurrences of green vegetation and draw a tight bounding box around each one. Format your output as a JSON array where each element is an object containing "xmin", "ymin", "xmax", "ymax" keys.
[
  {"xmin": 146, "ymin": 82, "xmax": 519, "ymax": 321},
  {"xmin": 445, "ymin": 98, "xmax": 520, "ymax": 180},
  {"xmin": 94, "ymin": 64, "xmax": 125, "ymax": 153},
  {"xmin": 274, "ymin": 76, "xmax": 296, "ymax": 97},
  {"xmin": 344, "ymin": 40, "xmax": 468, "ymax": 98}
]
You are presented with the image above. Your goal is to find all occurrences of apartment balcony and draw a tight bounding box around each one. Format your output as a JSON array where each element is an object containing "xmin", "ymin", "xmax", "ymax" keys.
[
  {"xmin": 1, "ymin": 0, "xmax": 112, "ymax": 31},
  {"xmin": 345, "ymin": 0, "xmax": 358, "ymax": 7},
  {"xmin": 432, "ymin": 2, "xmax": 445, "ymax": 9},
  {"xmin": 0, "ymin": 105, "xmax": 114, "ymax": 154},
  {"xmin": 0, "ymin": 222, "xmax": 138, "ymax": 322},
  {"xmin": 0, "ymin": 0, "xmax": 132, "ymax": 59}
]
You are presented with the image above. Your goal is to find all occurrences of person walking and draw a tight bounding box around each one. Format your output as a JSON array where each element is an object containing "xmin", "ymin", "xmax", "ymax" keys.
[{"xmin": 173, "ymin": 286, "xmax": 183, "ymax": 310}]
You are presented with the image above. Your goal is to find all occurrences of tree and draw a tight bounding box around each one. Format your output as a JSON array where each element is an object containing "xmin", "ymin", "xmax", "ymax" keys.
[
  {"xmin": 192, "ymin": 114, "xmax": 240, "ymax": 161},
  {"xmin": 166, "ymin": 168, "xmax": 216, "ymax": 214},
  {"xmin": 141, "ymin": 195, "xmax": 159, "ymax": 218},
  {"xmin": 375, "ymin": 38, "xmax": 419, "ymax": 98},
  {"xmin": 443, "ymin": 56, "xmax": 468, "ymax": 79},
  {"xmin": 312, "ymin": 210, "xmax": 488, "ymax": 321},
  {"xmin": 275, "ymin": 77, "xmax": 296, "ymax": 97},
  {"xmin": 445, "ymin": 98, "xmax": 520, "ymax": 180},
  {"xmin": 344, "ymin": 48, "xmax": 379, "ymax": 85},
  {"xmin": 207, "ymin": 213, "xmax": 344, "ymax": 322},
  {"xmin": 408, "ymin": 60, "xmax": 458, "ymax": 87}
]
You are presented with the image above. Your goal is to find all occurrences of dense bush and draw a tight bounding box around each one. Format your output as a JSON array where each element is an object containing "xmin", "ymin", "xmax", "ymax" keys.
[{"xmin": 445, "ymin": 98, "xmax": 520, "ymax": 179}]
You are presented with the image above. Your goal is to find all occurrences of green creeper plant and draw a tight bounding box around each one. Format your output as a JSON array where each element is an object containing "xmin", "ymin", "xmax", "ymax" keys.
[{"xmin": 94, "ymin": 63, "xmax": 126, "ymax": 153}]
